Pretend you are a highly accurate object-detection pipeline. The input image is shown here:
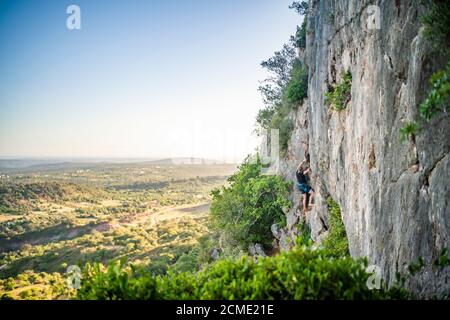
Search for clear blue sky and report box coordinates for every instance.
[0,0,301,162]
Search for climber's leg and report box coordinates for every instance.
[302,193,308,211]
[309,190,315,207]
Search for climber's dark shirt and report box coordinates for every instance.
[296,170,307,184]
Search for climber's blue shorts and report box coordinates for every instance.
[297,183,312,194]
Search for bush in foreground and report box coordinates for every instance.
[76,246,409,300]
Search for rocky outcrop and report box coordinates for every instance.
[276,0,449,297]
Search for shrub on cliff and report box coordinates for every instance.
[399,58,450,142]
[419,59,450,120]
[209,158,290,249]
[291,20,307,50]
[322,197,350,258]
[286,60,308,105]
[399,121,420,143]
[325,71,352,111]
[421,0,450,55]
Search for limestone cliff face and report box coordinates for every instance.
[278,0,450,297]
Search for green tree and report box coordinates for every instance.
[258,43,298,106]
[291,20,307,49]
[289,1,309,16]
[209,158,290,249]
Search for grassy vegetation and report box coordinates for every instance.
[322,197,350,258]
[399,121,420,143]
[76,246,409,300]
[0,182,104,214]
[0,214,208,277]
[296,221,311,247]
[0,270,73,300]
[325,71,352,111]
[419,60,450,120]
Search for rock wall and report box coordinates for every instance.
[278,0,449,297]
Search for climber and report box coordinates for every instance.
[296,158,314,212]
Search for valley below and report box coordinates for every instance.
[0,160,237,299]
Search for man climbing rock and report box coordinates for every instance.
[296,158,314,212]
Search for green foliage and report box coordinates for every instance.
[76,246,409,300]
[289,1,309,16]
[270,111,294,158]
[0,181,100,214]
[322,197,350,258]
[399,59,449,143]
[278,118,294,157]
[209,158,290,249]
[291,20,307,49]
[408,256,425,276]
[258,44,298,106]
[256,106,276,130]
[144,257,171,276]
[256,105,294,156]
[421,0,450,55]
[285,60,308,105]
[419,60,450,120]
[0,270,74,300]
[325,72,352,111]
[171,247,202,274]
[76,261,159,300]
[399,121,420,143]
[401,1,450,142]
[296,222,312,247]
[289,1,308,51]
[434,248,450,269]
[256,60,308,154]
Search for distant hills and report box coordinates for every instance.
[143,158,226,165]
[0,157,231,172]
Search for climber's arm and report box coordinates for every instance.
[297,159,307,171]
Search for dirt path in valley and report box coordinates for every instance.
[0,202,211,253]
[123,202,210,226]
